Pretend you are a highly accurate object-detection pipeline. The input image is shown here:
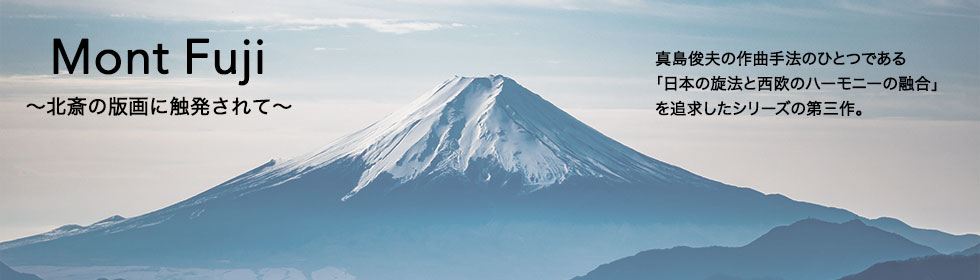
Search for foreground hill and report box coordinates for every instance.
[840,254,979,280]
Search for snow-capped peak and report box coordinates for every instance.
[190,75,707,203]
[339,75,583,199]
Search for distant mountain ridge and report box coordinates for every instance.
[862,216,979,254]
[0,260,42,280]
[952,243,979,256]
[574,219,940,280]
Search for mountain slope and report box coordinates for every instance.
[574,219,940,280]
[0,75,972,280]
[0,216,125,251]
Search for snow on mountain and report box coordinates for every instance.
[177,75,712,206]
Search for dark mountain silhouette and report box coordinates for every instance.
[839,254,980,280]
[0,260,42,280]
[574,219,940,280]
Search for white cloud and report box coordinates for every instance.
[313,47,347,51]
[5,0,459,34]
[201,26,257,33]
[279,18,449,34]
[837,0,979,18]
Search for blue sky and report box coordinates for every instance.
[0,0,978,241]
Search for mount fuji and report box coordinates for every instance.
[1,75,976,280]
